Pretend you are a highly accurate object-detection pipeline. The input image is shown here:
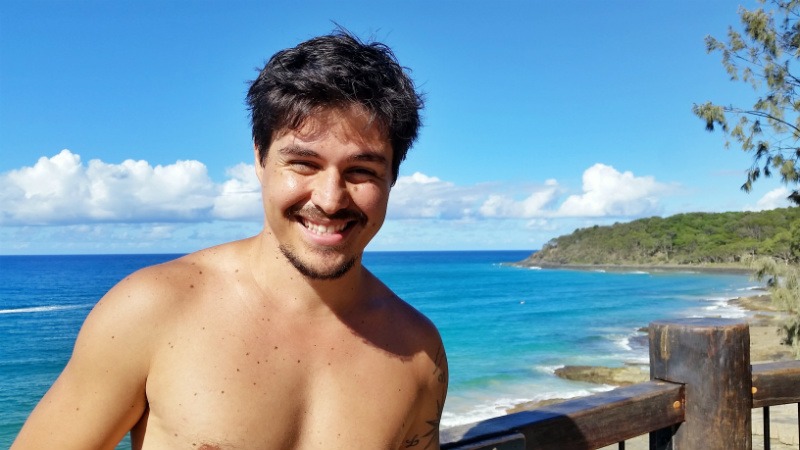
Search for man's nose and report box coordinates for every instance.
[311,170,350,214]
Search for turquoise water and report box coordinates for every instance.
[0,251,758,447]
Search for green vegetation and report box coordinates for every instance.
[524,208,800,266]
[753,257,800,355]
[693,0,800,204]
[692,0,800,356]
[524,207,800,356]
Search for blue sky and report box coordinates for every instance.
[1,0,792,255]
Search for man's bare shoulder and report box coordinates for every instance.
[363,272,446,374]
[391,294,447,393]
[368,276,440,342]
[392,295,446,377]
[91,238,254,326]
[366,276,448,449]
[121,239,250,291]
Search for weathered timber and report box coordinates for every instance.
[752,360,800,408]
[441,320,800,449]
[441,381,683,450]
[649,319,752,450]
[442,432,526,450]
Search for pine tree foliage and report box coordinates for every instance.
[692,0,800,357]
[752,256,800,355]
[693,0,800,203]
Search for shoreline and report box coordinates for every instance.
[505,292,796,415]
[508,261,754,275]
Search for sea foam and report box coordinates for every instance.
[0,304,93,315]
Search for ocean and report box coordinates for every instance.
[0,251,758,448]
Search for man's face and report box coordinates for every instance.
[255,107,393,280]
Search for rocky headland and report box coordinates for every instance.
[505,292,798,449]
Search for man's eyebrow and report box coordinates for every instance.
[278,145,319,158]
[279,144,388,165]
[349,151,388,165]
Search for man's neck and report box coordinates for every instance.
[246,232,369,318]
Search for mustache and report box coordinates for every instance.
[288,205,366,223]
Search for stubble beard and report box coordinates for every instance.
[278,204,366,280]
[279,244,358,280]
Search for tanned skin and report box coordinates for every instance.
[12,107,448,450]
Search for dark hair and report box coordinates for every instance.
[246,30,423,184]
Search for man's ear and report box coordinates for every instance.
[254,143,264,183]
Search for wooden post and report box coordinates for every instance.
[648,318,752,450]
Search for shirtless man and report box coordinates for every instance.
[12,31,448,450]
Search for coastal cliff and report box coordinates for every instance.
[516,207,800,269]
[504,209,800,448]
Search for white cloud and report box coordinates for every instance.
[556,163,667,217]
[212,163,262,220]
[391,165,669,221]
[389,173,565,220]
[389,172,483,219]
[85,157,216,221]
[1,153,684,253]
[747,187,792,211]
[479,179,560,218]
[1,150,90,224]
[0,150,261,225]
[2,152,672,228]
[0,221,263,255]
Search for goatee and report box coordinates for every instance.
[279,244,357,280]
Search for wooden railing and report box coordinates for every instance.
[440,318,800,450]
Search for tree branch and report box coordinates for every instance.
[725,106,800,137]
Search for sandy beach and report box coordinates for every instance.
[507,292,799,449]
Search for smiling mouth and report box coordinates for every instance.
[301,219,352,236]
[291,205,365,237]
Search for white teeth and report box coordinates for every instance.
[303,220,347,235]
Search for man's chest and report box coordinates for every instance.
[139,327,422,449]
